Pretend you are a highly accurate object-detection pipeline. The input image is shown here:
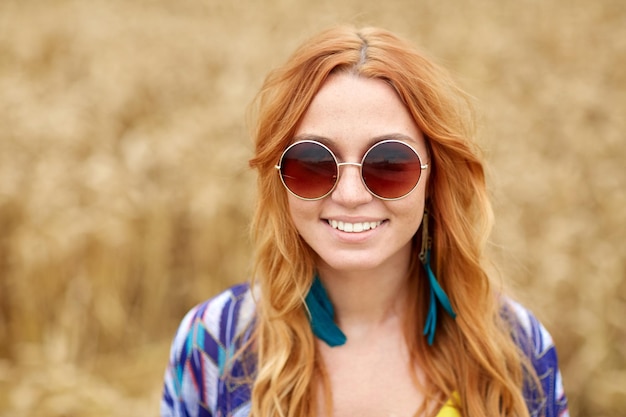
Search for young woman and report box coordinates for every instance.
[161,26,569,417]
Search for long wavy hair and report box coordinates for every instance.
[247,26,539,417]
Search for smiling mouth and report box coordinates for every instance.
[327,219,383,233]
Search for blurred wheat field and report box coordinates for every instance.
[0,0,624,416]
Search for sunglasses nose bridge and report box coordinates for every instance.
[331,161,374,202]
[336,161,362,169]
[335,161,364,185]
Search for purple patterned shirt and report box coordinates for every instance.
[161,284,569,417]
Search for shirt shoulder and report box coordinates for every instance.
[174,283,256,350]
[501,298,570,417]
[161,283,256,417]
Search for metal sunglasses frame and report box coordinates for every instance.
[274,139,429,201]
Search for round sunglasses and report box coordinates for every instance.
[275,139,428,200]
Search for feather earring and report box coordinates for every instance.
[304,274,347,347]
[419,209,457,345]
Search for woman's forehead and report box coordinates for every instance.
[294,73,426,156]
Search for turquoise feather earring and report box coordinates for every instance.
[419,209,457,345]
[304,274,347,347]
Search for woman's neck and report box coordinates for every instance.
[315,261,412,340]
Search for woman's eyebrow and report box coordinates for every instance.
[368,133,419,147]
[292,133,331,145]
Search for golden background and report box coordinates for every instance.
[0,0,624,416]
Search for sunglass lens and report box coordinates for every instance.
[279,142,337,199]
[362,141,422,199]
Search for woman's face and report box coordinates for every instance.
[286,73,429,275]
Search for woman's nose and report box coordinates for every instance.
[330,164,373,207]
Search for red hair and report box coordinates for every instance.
[247,25,538,417]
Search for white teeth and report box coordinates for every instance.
[328,220,382,233]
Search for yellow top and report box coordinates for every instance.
[435,392,461,417]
